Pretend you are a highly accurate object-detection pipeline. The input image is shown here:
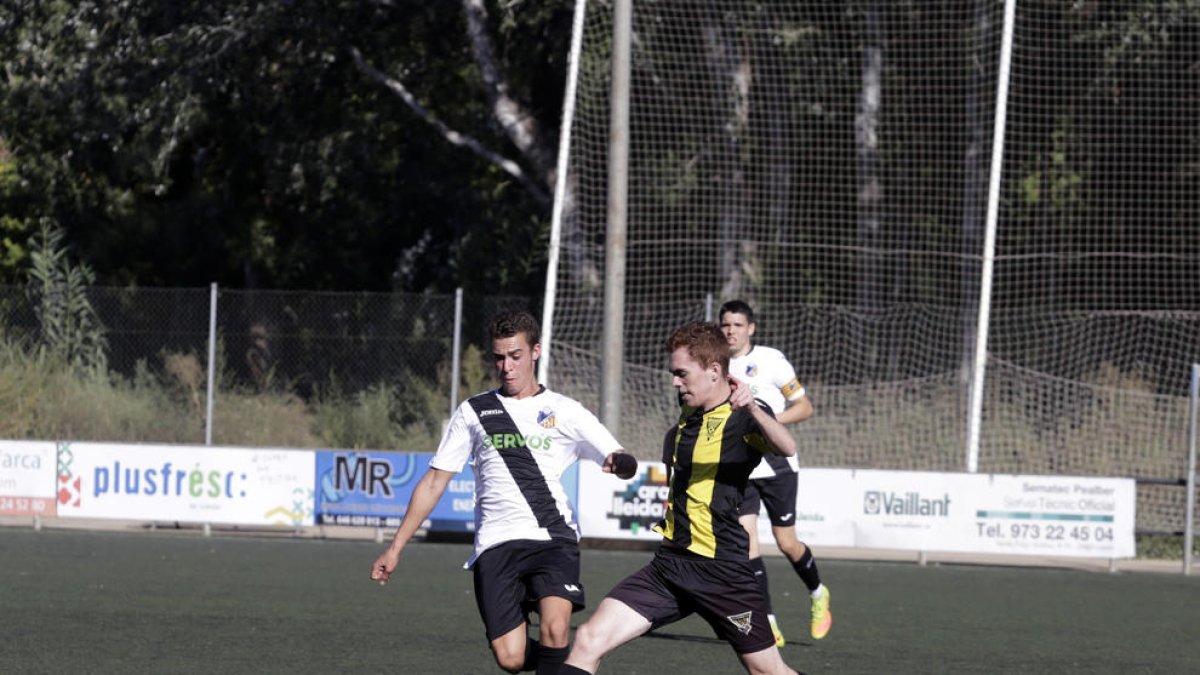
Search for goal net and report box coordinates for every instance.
[545,1,1199,534]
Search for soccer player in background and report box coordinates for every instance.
[720,300,831,646]
[560,321,803,675]
[369,310,638,675]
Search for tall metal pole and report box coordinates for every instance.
[1184,363,1198,575]
[965,0,1016,473]
[205,283,217,446]
[600,0,631,435]
[450,288,463,419]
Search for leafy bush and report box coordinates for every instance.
[26,220,108,373]
[0,336,195,442]
[310,343,495,452]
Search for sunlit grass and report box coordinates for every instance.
[0,335,491,452]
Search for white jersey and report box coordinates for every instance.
[729,345,806,478]
[430,386,621,566]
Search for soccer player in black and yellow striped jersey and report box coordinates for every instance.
[561,321,804,675]
[721,300,830,647]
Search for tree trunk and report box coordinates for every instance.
[960,0,990,425]
[702,13,755,303]
[757,5,792,281]
[855,2,884,378]
[461,0,557,186]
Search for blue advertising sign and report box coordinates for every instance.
[315,451,476,531]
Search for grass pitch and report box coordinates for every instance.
[1,528,1195,674]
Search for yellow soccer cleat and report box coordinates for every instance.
[768,614,786,648]
[810,584,832,640]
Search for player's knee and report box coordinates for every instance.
[538,616,571,648]
[492,651,524,674]
[570,620,604,657]
[490,641,526,673]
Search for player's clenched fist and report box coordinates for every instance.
[371,549,401,586]
[728,376,753,410]
[605,451,639,479]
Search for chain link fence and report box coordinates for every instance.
[0,285,529,448]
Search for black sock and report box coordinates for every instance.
[793,547,821,593]
[557,665,592,675]
[534,645,569,675]
[749,556,774,614]
[520,638,539,672]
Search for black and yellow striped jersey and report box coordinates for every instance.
[652,399,773,560]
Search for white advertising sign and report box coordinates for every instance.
[0,440,57,517]
[577,461,670,543]
[579,462,1136,559]
[55,442,314,526]
[753,469,1135,559]
[845,469,967,551]
[786,469,856,546]
[952,473,1136,558]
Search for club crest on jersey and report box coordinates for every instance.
[744,363,758,378]
[705,417,723,440]
[727,611,753,635]
[538,408,557,429]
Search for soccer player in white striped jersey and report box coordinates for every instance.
[720,300,831,645]
[370,311,637,675]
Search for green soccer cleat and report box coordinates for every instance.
[769,614,786,648]
[810,584,832,640]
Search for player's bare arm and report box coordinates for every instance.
[370,467,455,586]
[776,394,813,425]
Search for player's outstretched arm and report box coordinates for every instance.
[370,467,455,586]
[603,451,639,480]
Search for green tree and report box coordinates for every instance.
[0,1,570,294]
[0,139,29,279]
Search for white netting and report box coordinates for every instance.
[547,1,1200,534]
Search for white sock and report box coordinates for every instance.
[810,584,825,598]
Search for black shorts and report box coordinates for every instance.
[738,472,799,527]
[472,539,585,641]
[605,547,775,654]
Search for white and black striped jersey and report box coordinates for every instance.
[430,386,621,566]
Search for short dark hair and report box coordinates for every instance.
[718,299,755,324]
[665,321,729,375]
[488,310,540,346]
